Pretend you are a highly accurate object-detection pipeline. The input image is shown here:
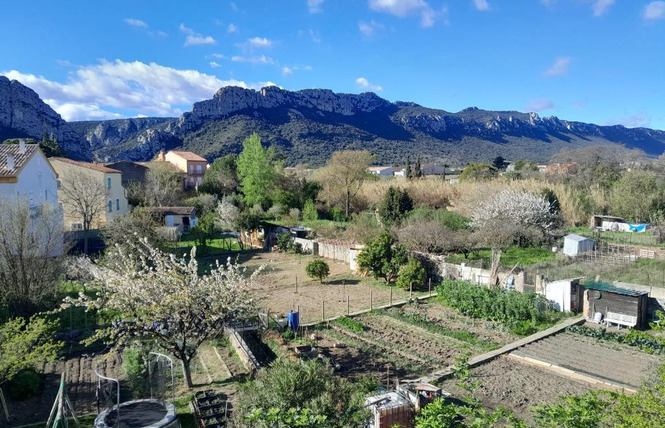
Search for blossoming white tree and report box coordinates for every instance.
[67,238,256,388]
[472,189,557,286]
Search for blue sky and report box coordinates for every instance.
[1,0,664,129]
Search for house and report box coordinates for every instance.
[393,168,407,178]
[0,141,63,254]
[562,234,595,257]
[103,161,150,188]
[49,157,129,230]
[368,166,394,177]
[583,282,649,329]
[159,150,208,189]
[590,214,648,233]
[0,141,60,210]
[146,206,198,231]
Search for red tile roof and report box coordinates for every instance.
[50,157,121,173]
[168,151,207,162]
[0,144,40,177]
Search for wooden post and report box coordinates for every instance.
[347,295,350,315]
[370,291,373,310]
[295,276,298,293]
[390,287,393,306]
[322,300,325,322]
[387,364,390,389]
[409,282,413,300]
[428,278,432,297]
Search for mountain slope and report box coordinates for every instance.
[77,86,665,165]
[0,76,92,160]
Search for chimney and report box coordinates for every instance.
[18,139,26,154]
[7,154,15,170]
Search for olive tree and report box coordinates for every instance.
[66,238,256,388]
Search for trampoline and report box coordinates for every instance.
[95,398,178,428]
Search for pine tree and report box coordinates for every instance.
[405,156,412,179]
[415,156,422,178]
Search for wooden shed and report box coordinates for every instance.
[582,282,649,329]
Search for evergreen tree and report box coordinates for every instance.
[379,186,414,224]
[415,156,422,178]
[237,133,278,208]
[405,156,412,179]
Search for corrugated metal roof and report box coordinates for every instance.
[565,233,593,242]
[584,281,648,297]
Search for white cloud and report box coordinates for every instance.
[644,1,665,20]
[231,55,275,65]
[247,37,273,48]
[592,0,614,17]
[607,113,650,128]
[210,53,225,59]
[356,77,383,92]
[525,98,555,112]
[3,60,251,119]
[303,65,313,71]
[544,56,571,77]
[157,30,168,37]
[281,65,311,75]
[230,2,239,11]
[227,23,238,33]
[368,0,439,27]
[180,23,217,47]
[209,61,221,68]
[359,20,384,36]
[47,100,123,121]
[308,0,324,13]
[282,66,294,75]
[309,29,322,43]
[472,0,490,12]
[125,18,148,28]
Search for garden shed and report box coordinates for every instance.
[582,282,649,329]
[545,278,584,313]
[563,234,595,257]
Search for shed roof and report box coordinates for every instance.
[584,281,648,297]
[564,234,593,242]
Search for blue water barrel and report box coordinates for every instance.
[287,311,300,330]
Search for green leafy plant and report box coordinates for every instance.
[334,316,366,333]
[7,368,43,400]
[567,325,665,354]
[305,259,330,283]
[356,232,407,284]
[396,258,426,291]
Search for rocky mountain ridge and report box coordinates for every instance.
[0,76,92,160]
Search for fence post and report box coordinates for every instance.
[428,278,432,297]
[347,295,350,315]
[322,300,325,322]
[370,291,373,311]
[390,287,393,306]
[295,276,298,293]
[409,282,413,300]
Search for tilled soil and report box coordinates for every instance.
[440,356,600,424]
[511,331,662,388]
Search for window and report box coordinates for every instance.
[196,164,202,174]
[196,176,202,184]
[107,177,112,190]
[70,222,83,231]
[107,200,113,213]
[116,198,120,211]
[189,164,194,173]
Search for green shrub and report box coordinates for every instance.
[302,199,318,222]
[123,347,148,398]
[282,329,296,341]
[305,259,330,283]
[567,325,665,354]
[396,258,426,290]
[7,369,43,400]
[276,232,293,252]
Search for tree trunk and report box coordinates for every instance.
[182,358,194,388]
[345,188,351,218]
[489,247,502,287]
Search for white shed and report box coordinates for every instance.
[563,234,595,257]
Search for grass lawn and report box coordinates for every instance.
[601,258,665,287]
[168,237,243,257]
[446,245,556,268]
[567,226,665,248]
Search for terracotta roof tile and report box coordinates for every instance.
[0,144,40,177]
[50,157,122,173]
[168,151,207,162]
